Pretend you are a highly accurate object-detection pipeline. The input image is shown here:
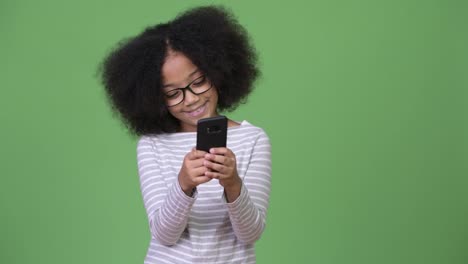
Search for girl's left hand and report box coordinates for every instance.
[203,147,242,190]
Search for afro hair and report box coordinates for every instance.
[100,5,259,135]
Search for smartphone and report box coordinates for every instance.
[196,116,227,152]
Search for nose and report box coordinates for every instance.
[183,89,200,106]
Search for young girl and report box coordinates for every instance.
[100,6,271,263]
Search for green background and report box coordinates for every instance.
[1,0,467,263]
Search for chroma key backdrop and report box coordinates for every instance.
[1,0,467,263]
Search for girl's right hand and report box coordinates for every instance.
[178,148,211,196]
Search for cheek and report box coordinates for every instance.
[166,105,181,117]
[209,89,219,103]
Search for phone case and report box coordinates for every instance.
[196,116,227,152]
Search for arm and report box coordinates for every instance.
[137,137,204,246]
[204,131,272,244]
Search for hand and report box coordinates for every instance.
[178,148,212,196]
[203,147,242,201]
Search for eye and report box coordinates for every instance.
[165,89,181,99]
[191,76,207,87]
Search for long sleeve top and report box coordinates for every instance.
[137,120,272,264]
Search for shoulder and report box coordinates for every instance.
[137,135,156,149]
[240,121,269,138]
[136,135,157,158]
[230,121,270,146]
[136,134,173,162]
[136,134,170,152]
[137,132,196,153]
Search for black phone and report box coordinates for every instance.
[196,116,227,152]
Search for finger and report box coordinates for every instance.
[209,147,229,155]
[194,149,208,158]
[191,166,209,177]
[193,175,212,185]
[189,158,206,168]
[203,160,226,173]
[205,171,221,179]
[187,149,196,160]
[204,153,227,164]
[188,149,208,160]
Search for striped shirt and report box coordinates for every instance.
[137,120,272,264]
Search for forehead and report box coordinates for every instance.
[161,51,198,87]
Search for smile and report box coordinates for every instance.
[185,102,207,117]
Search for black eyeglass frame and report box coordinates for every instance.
[164,75,213,107]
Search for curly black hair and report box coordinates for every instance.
[99,5,259,135]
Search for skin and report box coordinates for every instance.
[161,50,242,202]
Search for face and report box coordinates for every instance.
[161,50,219,132]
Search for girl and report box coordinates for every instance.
[100,6,271,263]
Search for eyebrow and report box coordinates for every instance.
[162,69,200,89]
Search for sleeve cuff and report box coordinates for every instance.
[173,179,197,203]
[223,182,248,211]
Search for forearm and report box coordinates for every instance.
[225,131,272,244]
[150,180,196,245]
[224,176,242,203]
[225,183,266,244]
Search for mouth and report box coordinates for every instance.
[184,102,207,118]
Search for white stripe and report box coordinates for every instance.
[147,249,193,264]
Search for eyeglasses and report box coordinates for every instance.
[163,75,213,107]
